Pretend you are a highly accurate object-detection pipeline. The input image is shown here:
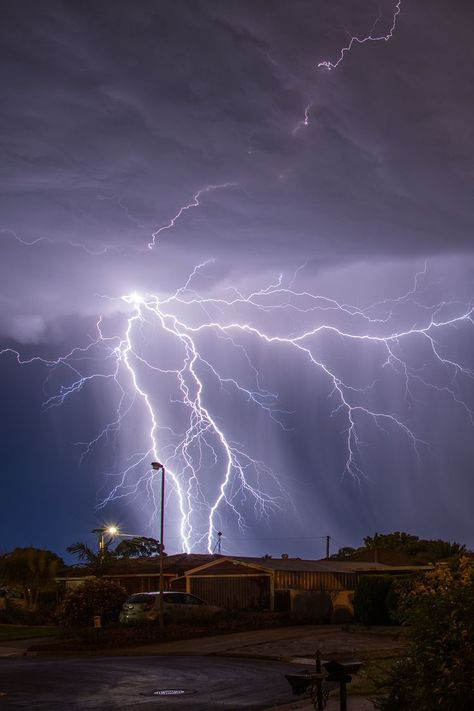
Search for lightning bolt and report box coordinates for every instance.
[0,227,112,256]
[147,183,239,250]
[1,183,239,256]
[292,104,312,135]
[3,262,474,553]
[318,1,402,71]
[1,0,463,555]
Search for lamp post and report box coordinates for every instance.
[151,461,165,629]
[92,525,118,560]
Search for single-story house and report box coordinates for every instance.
[56,553,220,594]
[172,555,432,620]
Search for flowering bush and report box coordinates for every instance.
[375,557,474,710]
[60,578,127,628]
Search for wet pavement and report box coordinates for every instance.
[0,655,297,709]
[0,625,399,709]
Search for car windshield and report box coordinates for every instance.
[128,594,156,604]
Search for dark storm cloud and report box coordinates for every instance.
[1,0,472,271]
[0,0,472,342]
[1,1,474,555]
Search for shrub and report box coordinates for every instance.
[385,575,417,623]
[375,558,474,710]
[354,575,394,625]
[60,578,128,629]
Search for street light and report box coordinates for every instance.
[92,525,119,558]
[151,461,165,629]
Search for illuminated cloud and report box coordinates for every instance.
[1,1,473,554]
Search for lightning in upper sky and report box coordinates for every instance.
[3,0,471,556]
[291,3,401,139]
[318,1,402,71]
[3,262,474,552]
[292,104,312,135]
[147,183,239,250]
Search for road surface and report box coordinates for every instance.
[0,655,298,709]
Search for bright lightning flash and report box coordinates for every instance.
[2,262,474,553]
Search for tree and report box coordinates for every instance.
[333,546,356,558]
[335,532,466,562]
[376,557,474,710]
[363,532,420,551]
[66,536,163,572]
[114,536,161,558]
[0,547,63,610]
[66,541,115,576]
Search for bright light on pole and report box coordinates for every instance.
[151,461,165,629]
[92,525,120,558]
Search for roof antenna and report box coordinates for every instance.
[213,531,222,554]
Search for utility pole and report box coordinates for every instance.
[326,535,330,559]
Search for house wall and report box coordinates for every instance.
[184,563,358,612]
[288,589,354,622]
[188,574,272,609]
[274,570,357,591]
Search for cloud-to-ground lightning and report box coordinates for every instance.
[318,1,402,71]
[147,183,239,250]
[2,263,474,552]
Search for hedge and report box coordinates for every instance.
[354,575,394,625]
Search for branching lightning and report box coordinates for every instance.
[147,183,239,250]
[291,3,401,138]
[4,0,470,555]
[0,227,112,256]
[3,262,474,552]
[2,184,239,257]
[318,1,402,71]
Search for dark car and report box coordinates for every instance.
[119,591,221,623]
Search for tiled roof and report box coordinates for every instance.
[57,553,220,578]
[183,555,432,575]
[57,552,432,580]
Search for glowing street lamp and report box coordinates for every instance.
[151,461,166,629]
[92,525,119,558]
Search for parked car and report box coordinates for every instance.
[0,587,26,610]
[119,591,221,624]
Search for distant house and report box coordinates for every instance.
[171,555,431,619]
[56,552,431,622]
[56,553,220,594]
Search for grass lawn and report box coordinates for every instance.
[0,625,58,642]
[348,656,397,696]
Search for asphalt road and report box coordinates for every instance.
[0,655,298,710]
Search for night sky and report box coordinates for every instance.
[1,0,473,560]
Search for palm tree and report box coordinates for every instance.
[66,541,115,576]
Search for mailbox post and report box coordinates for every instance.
[285,653,362,711]
[323,660,362,711]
